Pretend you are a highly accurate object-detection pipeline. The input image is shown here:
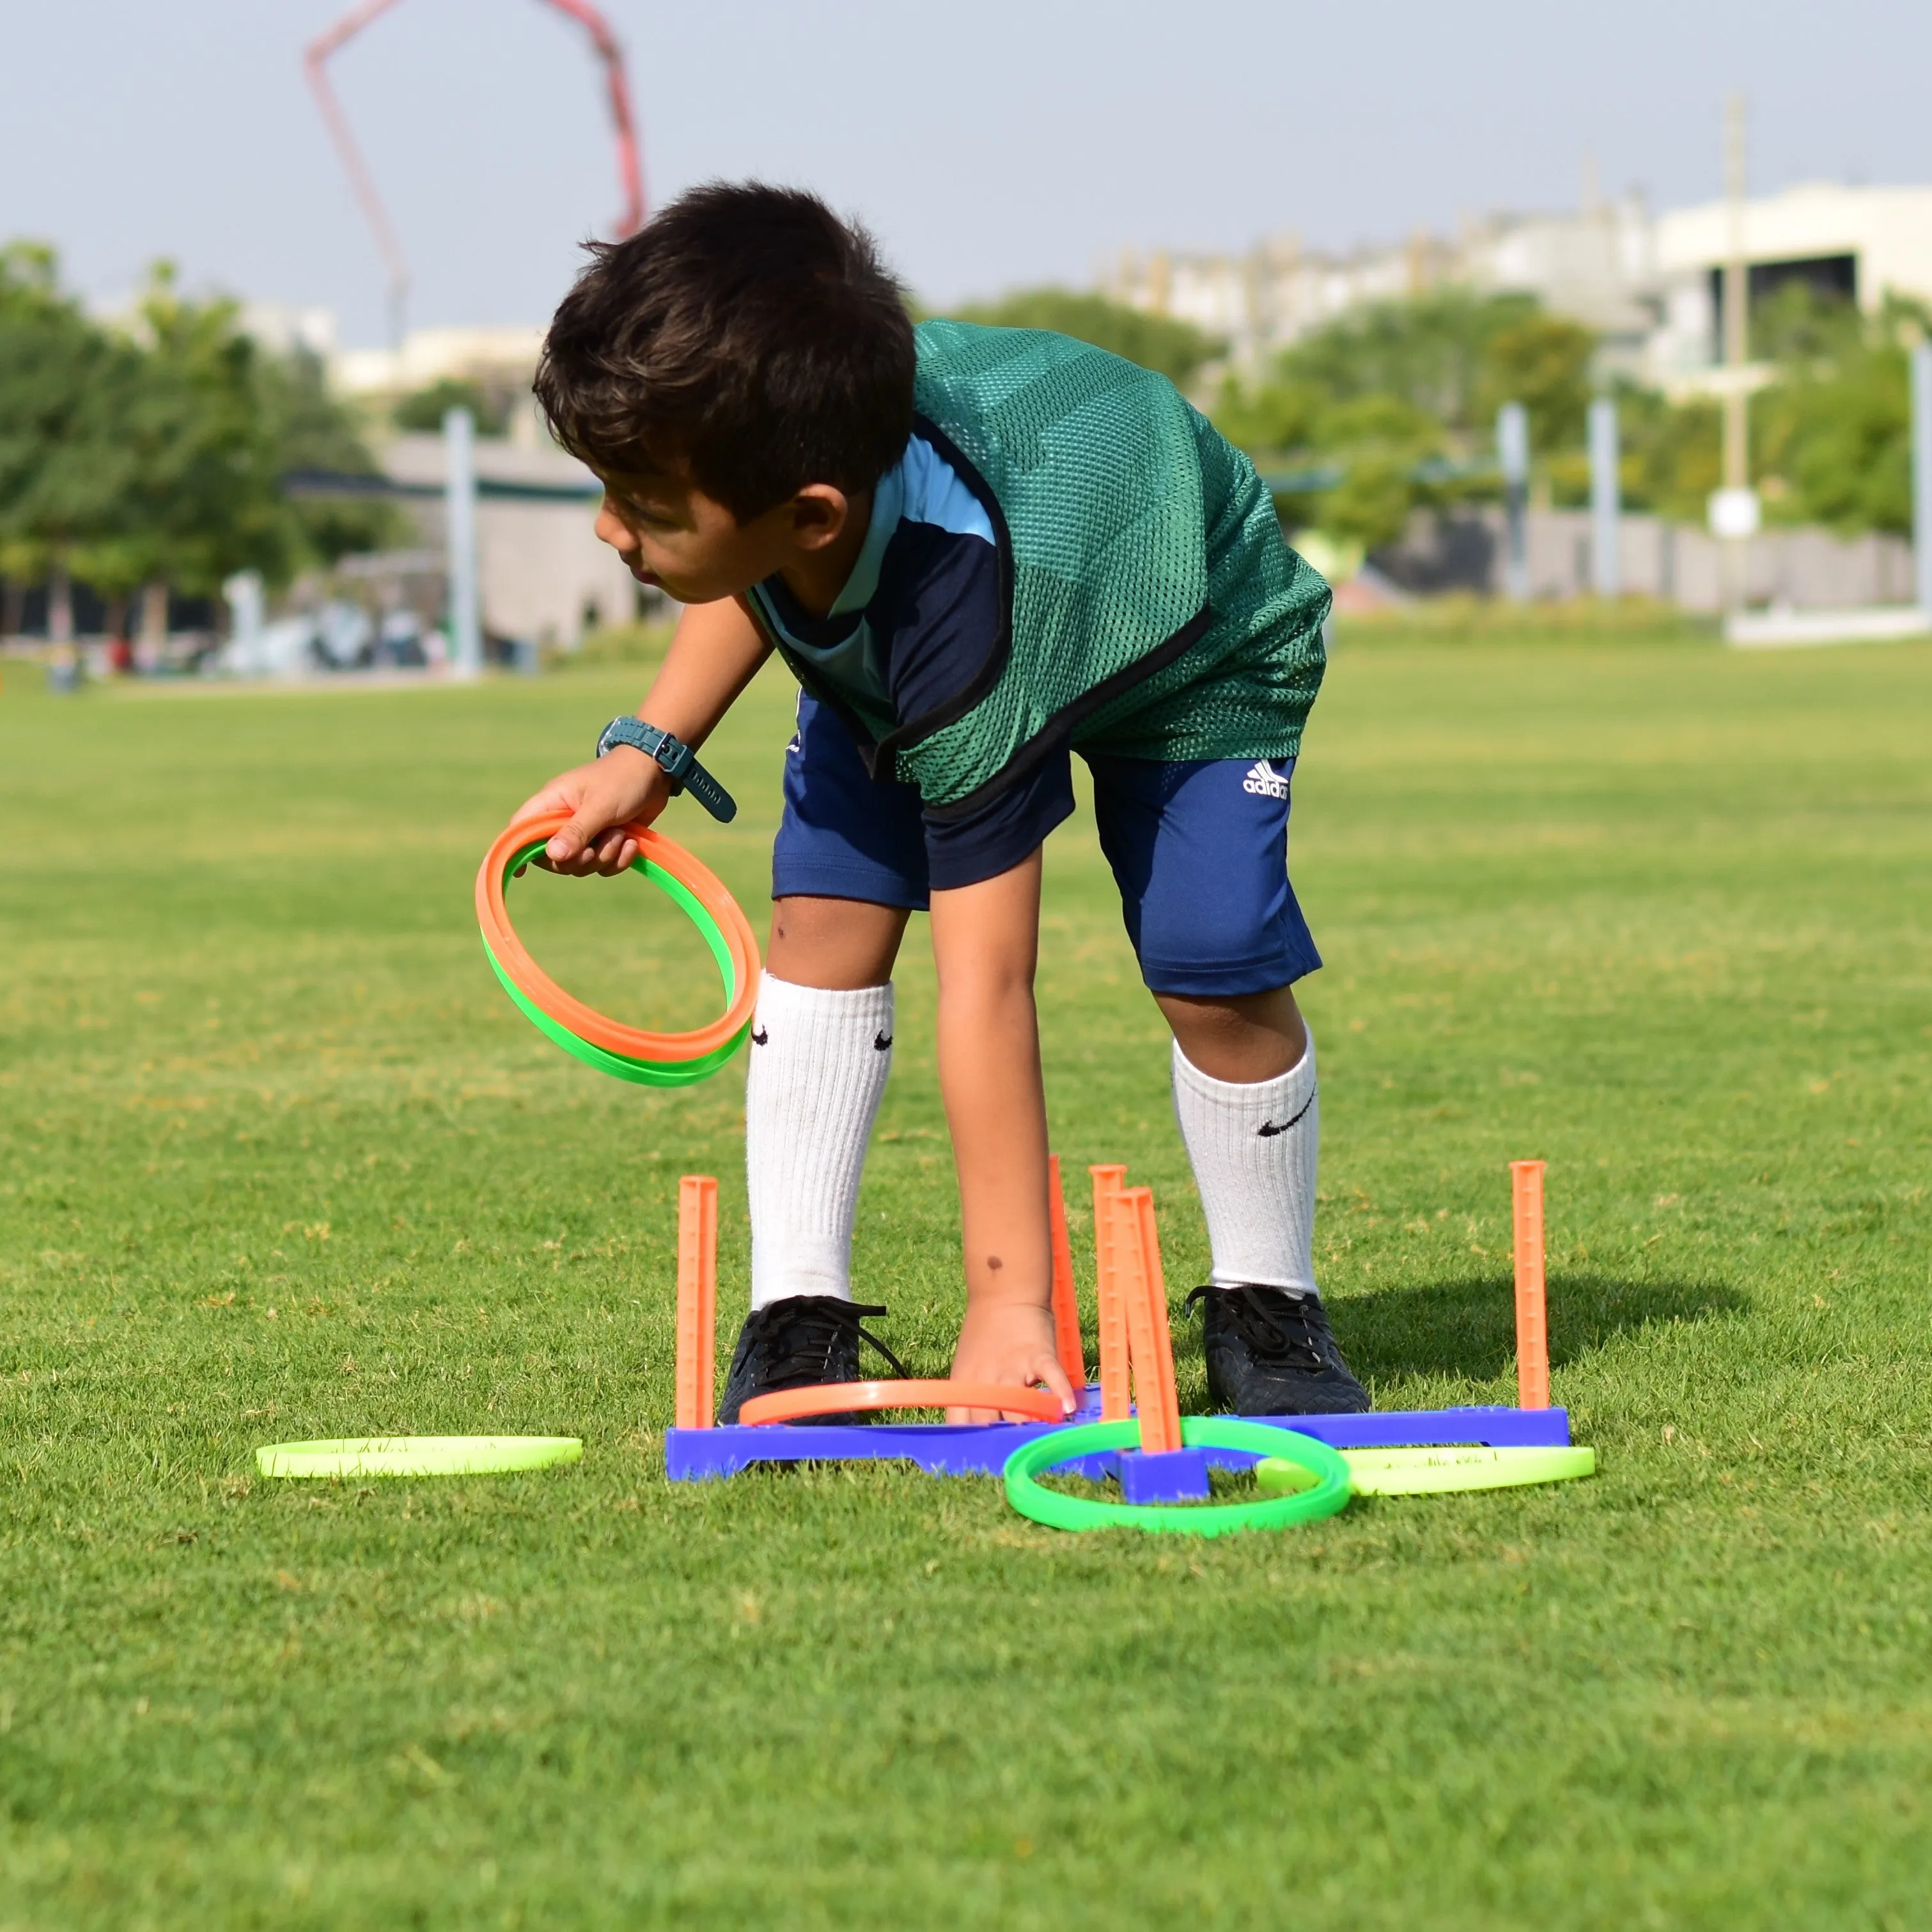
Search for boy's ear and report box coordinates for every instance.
[787,483,857,551]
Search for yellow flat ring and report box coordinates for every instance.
[255,1436,584,1479]
[1256,1443,1596,1497]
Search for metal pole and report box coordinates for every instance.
[444,405,481,680]
[1497,401,1529,602]
[1913,341,1932,621]
[1721,92,1749,614]
[1589,397,1620,599]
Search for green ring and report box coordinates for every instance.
[1257,1443,1597,1497]
[1002,1417,1353,1536]
[488,840,749,1086]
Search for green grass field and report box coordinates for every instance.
[2,632,1928,1929]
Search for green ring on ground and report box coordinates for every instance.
[487,839,749,1087]
[255,1436,584,1479]
[1256,1443,1597,1497]
[1002,1417,1352,1536]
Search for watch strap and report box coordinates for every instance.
[595,717,737,823]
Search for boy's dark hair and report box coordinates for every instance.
[534,182,915,522]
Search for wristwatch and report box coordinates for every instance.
[595,717,737,823]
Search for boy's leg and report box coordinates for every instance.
[1087,752,1364,1413]
[747,896,906,1310]
[717,699,926,1425]
[745,696,924,1313]
[1157,983,1318,1295]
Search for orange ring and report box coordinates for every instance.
[476,810,761,1064]
[740,1380,1068,1426]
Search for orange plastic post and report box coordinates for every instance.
[675,1174,719,1430]
[1118,1187,1182,1454]
[1047,1155,1085,1387]
[1111,1188,1158,1442]
[1089,1164,1130,1420]
[1511,1159,1549,1410]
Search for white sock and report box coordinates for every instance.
[1170,1032,1320,1295]
[744,971,894,1311]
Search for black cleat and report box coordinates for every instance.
[717,1297,908,1426]
[1185,1284,1370,1416]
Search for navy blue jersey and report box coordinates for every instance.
[742,432,999,747]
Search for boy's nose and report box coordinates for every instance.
[593,502,638,555]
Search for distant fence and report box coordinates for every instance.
[1368,508,1917,612]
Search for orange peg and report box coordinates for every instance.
[1047,1155,1086,1387]
[1117,1187,1182,1454]
[675,1174,719,1430]
[1089,1164,1130,1420]
[1511,1159,1549,1410]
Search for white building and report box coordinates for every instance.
[377,431,637,651]
[1109,180,1932,389]
[331,325,550,408]
[327,326,635,650]
[1646,181,1932,387]
[233,315,636,653]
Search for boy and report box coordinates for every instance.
[517,182,1367,1424]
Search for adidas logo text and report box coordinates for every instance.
[1242,761,1289,799]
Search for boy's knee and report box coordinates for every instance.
[768,895,907,990]
[1157,985,1307,1084]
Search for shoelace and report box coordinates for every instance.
[1184,1284,1331,1373]
[749,1298,910,1387]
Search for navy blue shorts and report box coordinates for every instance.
[770,695,1321,997]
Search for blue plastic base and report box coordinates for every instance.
[664,1387,1571,1483]
[1117,1446,1213,1502]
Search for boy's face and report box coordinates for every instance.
[593,467,855,606]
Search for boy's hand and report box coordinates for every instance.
[512,745,669,876]
[947,1299,1076,1424]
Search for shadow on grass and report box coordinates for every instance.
[1242,1274,1750,1387]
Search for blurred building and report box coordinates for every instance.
[1108,180,1932,389]
[261,322,641,655]
[377,431,637,650]
[332,324,550,426]
[1647,182,1932,386]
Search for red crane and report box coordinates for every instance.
[304,0,645,345]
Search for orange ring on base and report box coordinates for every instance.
[476,810,761,1064]
[739,1380,1068,1426]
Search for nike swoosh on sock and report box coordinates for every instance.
[1256,1091,1316,1137]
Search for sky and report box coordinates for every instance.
[4,0,1929,348]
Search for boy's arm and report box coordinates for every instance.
[517,597,772,876]
[929,851,1078,1421]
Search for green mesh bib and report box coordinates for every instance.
[833,321,1329,810]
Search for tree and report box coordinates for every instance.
[258,342,401,572]
[0,244,140,635]
[948,288,1225,391]
[393,376,509,435]
[1270,290,1553,439]
[70,265,299,627]
[1751,293,1925,537]
[1750,278,1864,366]
[1614,385,1722,525]
[1205,292,1575,552]
[2,249,402,641]
[1476,311,1594,454]
[1209,377,1323,458]
[1290,394,1446,552]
